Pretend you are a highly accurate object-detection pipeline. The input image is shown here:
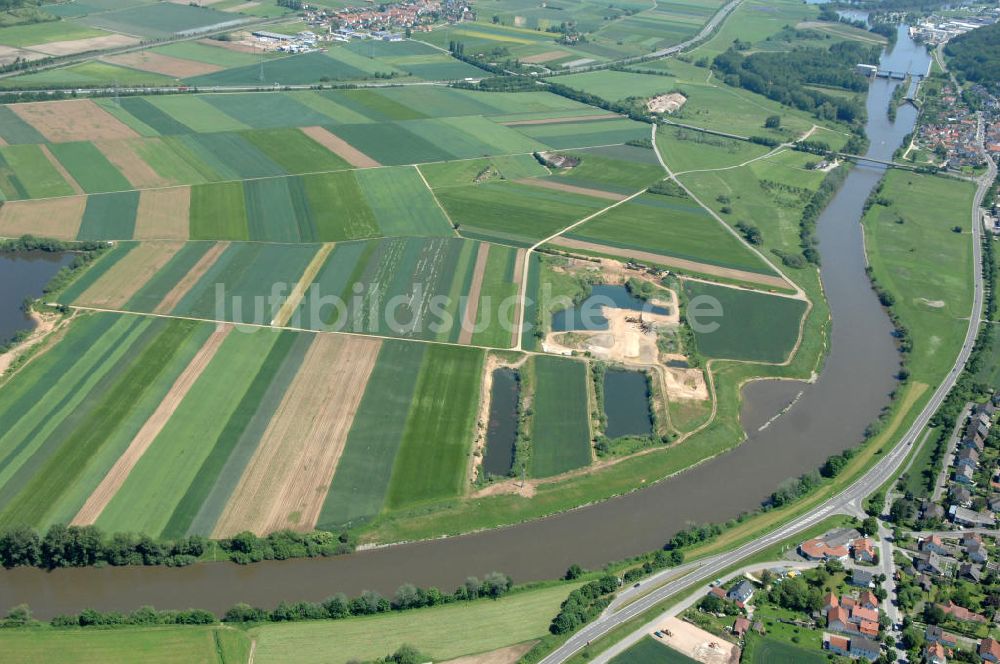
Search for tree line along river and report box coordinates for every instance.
[0,28,931,618]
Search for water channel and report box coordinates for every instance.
[0,28,931,617]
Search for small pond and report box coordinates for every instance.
[603,369,654,439]
[0,251,73,344]
[482,368,519,477]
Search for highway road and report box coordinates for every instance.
[540,151,997,664]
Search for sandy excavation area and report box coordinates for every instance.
[649,617,739,664]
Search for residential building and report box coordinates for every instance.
[925,642,948,664]
[926,625,958,647]
[851,568,875,588]
[853,538,877,563]
[850,636,881,660]
[826,634,851,657]
[981,637,1000,663]
[727,580,754,604]
[959,562,982,583]
[949,505,996,527]
[921,535,949,555]
[939,600,988,623]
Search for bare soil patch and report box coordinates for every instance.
[663,356,709,401]
[153,241,228,314]
[516,177,626,202]
[27,34,140,57]
[75,241,184,309]
[502,113,620,126]
[300,126,381,168]
[459,243,490,345]
[95,139,174,189]
[134,187,191,240]
[520,50,570,64]
[223,1,260,11]
[0,196,87,239]
[649,618,738,664]
[39,144,84,194]
[11,99,139,143]
[0,310,61,376]
[442,642,538,664]
[212,334,382,536]
[551,237,790,289]
[104,51,222,78]
[272,243,334,327]
[197,38,258,54]
[72,324,233,526]
[0,45,45,67]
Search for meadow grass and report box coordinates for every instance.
[249,582,575,663]
[610,636,699,664]
[682,281,806,362]
[567,193,774,274]
[189,182,249,240]
[319,341,426,529]
[0,144,74,198]
[77,191,139,241]
[531,355,591,477]
[862,170,976,385]
[49,141,131,193]
[386,344,483,508]
[96,327,281,536]
[0,625,249,664]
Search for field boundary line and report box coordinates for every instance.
[672,147,787,177]
[38,144,84,195]
[271,242,334,327]
[414,163,461,237]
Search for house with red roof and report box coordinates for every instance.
[925,641,948,664]
[939,601,987,624]
[853,538,877,563]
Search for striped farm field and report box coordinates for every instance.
[318,341,425,529]
[0,314,216,530]
[386,344,484,508]
[530,355,592,477]
[72,241,185,310]
[0,144,75,199]
[212,334,382,536]
[48,141,132,194]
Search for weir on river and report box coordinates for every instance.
[0,27,933,617]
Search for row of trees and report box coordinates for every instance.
[0,524,354,569]
[225,572,514,624]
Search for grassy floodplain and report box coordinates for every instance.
[0,625,250,664]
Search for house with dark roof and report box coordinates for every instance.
[926,625,958,647]
[727,580,754,605]
[954,464,975,485]
[850,636,881,660]
[950,486,972,507]
[949,505,996,527]
[959,563,983,583]
[850,568,875,588]
[956,447,980,470]
[915,551,949,577]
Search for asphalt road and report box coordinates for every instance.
[540,153,995,664]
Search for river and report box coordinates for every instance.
[0,29,931,618]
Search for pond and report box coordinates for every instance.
[482,368,519,477]
[0,252,72,344]
[603,369,654,439]
[552,284,669,332]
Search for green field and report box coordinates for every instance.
[386,345,483,507]
[0,625,249,664]
[441,181,609,247]
[80,3,242,39]
[610,637,699,664]
[682,281,806,362]
[250,583,575,663]
[0,145,74,199]
[318,341,426,529]
[531,355,591,477]
[862,171,975,384]
[49,142,131,194]
[77,191,140,241]
[566,192,775,275]
[742,635,828,664]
